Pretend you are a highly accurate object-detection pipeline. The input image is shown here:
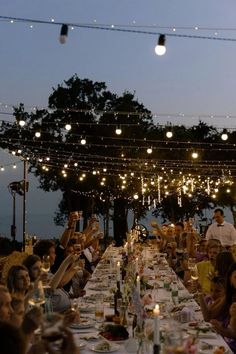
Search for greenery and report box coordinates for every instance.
[0,74,235,243]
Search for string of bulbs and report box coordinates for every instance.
[1,15,236,57]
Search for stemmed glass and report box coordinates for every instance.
[28,280,46,307]
[41,255,51,288]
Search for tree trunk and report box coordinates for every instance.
[230,205,236,227]
[113,198,128,246]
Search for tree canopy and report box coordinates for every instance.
[0,74,235,242]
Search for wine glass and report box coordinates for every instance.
[28,280,46,307]
[41,255,51,288]
[190,265,199,281]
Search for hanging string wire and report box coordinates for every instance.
[1,15,236,42]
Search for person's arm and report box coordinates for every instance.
[198,293,225,321]
[50,254,78,291]
[58,260,83,288]
[60,212,80,249]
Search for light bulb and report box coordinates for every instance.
[166,131,173,138]
[221,130,228,141]
[59,24,69,44]
[19,120,26,127]
[65,124,72,131]
[115,126,122,135]
[147,147,152,154]
[133,194,139,200]
[81,138,86,145]
[35,131,41,138]
[192,152,198,159]
[155,35,166,56]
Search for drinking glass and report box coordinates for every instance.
[95,295,104,323]
[190,265,199,281]
[41,255,51,288]
[164,320,184,354]
[28,280,46,307]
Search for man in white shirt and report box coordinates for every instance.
[205,208,236,247]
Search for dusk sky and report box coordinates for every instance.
[0,0,236,240]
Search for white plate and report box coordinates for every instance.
[88,343,120,353]
[70,319,94,329]
[89,286,110,291]
[77,341,87,349]
[79,303,95,312]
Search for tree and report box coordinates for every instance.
[0,76,236,242]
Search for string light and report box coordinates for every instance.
[221,129,228,141]
[166,130,173,138]
[155,34,166,56]
[191,152,198,159]
[147,147,153,154]
[65,124,72,131]
[80,137,86,145]
[19,119,26,127]
[59,24,69,44]
[2,16,236,43]
[35,131,41,138]
[115,125,122,135]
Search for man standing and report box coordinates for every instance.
[206,208,236,247]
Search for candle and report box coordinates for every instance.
[153,304,160,345]
[136,275,140,296]
[117,261,121,281]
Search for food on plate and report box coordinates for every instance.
[213,346,226,354]
[99,324,129,341]
[95,341,112,351]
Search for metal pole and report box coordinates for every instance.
[11,192,16,242]
[22,159,28,251]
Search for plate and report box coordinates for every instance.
[76,340,87,349]
[88,343,120,352]
[70,319,94,329]
[89,286,110,291]
[79,303,95,312]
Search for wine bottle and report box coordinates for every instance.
[114,281,122,316]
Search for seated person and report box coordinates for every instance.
[33,240,80,312]
[197,242,221,294]
[198,276,225,322]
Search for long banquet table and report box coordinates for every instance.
[71,246,233,354]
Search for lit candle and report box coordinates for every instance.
[117,261,121,281]
[153,304,160,345]
[136,275,140,296]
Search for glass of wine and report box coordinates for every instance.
[190,265,199,281]
[41,255,51,288]
[28,280,46,307]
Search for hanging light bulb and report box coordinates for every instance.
[221,129,228,141]
[166,130,173,138]
[65,124,72,131]
[13,164,17,169]
[59,24,69,44]
[115,125,122,135]
[133,194,139,200]
[147,147,153,154]
[192,152,198,159]
[19,119,26,127]
[35,131,41,138]
[155,34,166,56]
[80,137,86,145]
